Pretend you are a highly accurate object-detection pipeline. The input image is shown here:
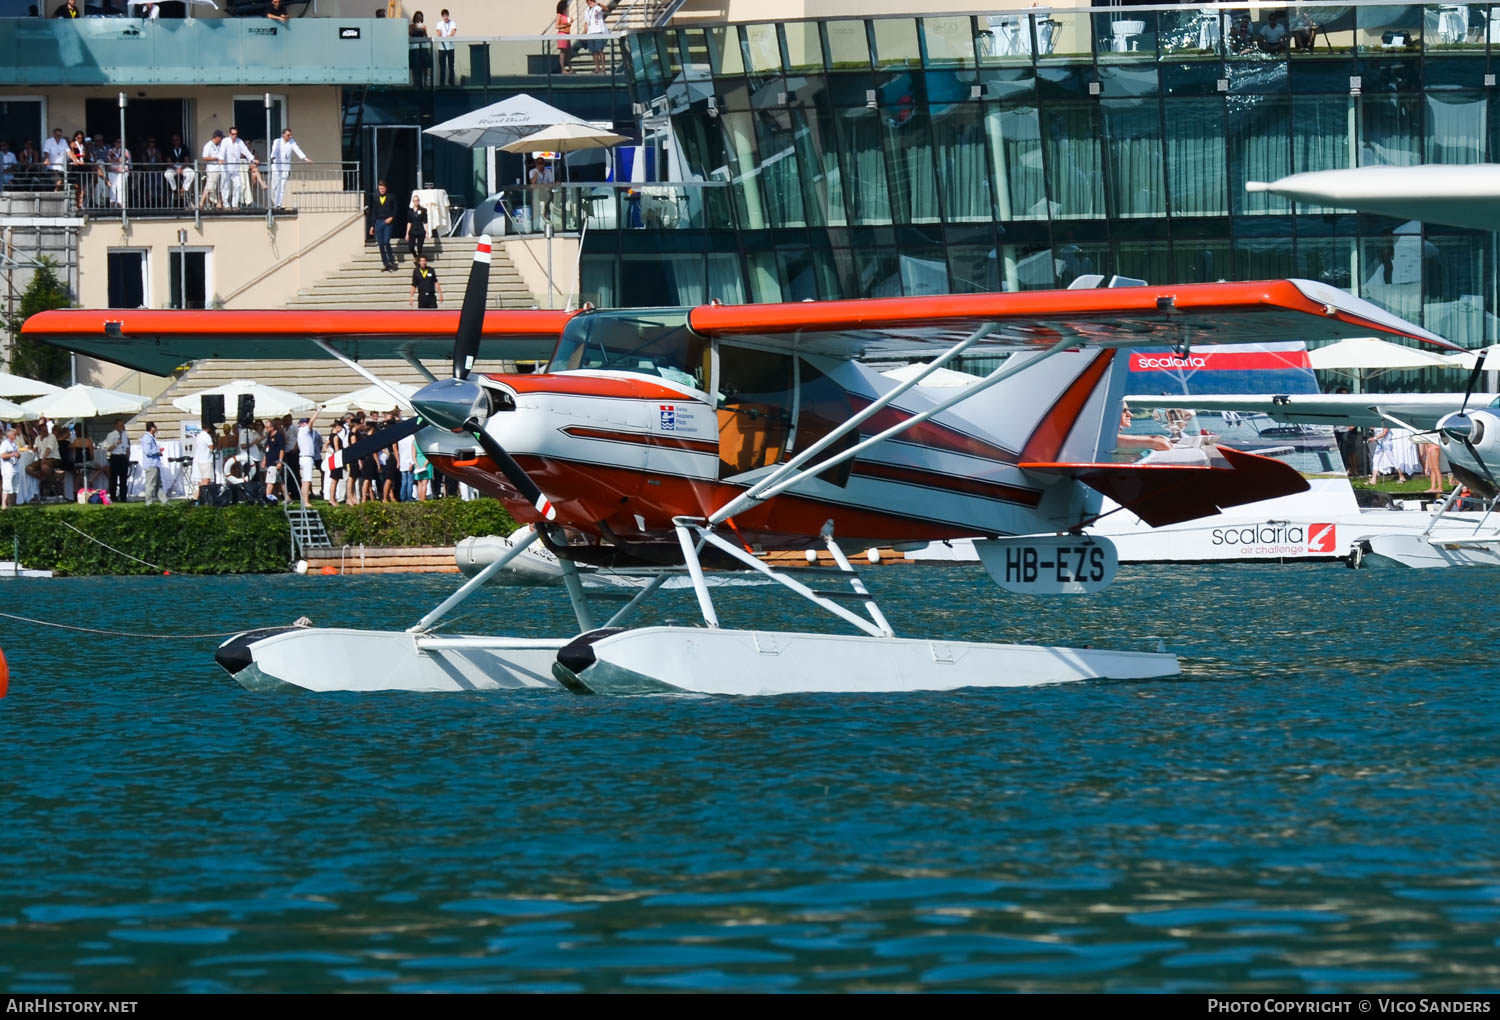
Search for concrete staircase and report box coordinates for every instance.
[284,240,535,311]
[130,241,542,440]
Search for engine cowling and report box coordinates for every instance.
[1438,409,1500,495]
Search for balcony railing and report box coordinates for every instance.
[461,181,732,237]
[404,32,628,89]
[0,17,408,86]
[59,160,360,221]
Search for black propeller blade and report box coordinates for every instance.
[452,235,490,381]
[1461,358,1485,416]
[407,234,560,522]
[326,416,426,475]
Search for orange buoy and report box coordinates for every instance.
[0,646,9,698]
[320,565,338,576]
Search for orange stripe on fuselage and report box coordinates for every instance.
[489,373,697,401]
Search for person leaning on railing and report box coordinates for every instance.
[269,127,311,211]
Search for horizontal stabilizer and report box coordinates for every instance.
[1020,446,1309,527]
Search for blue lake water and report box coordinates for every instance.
[3,563,1499,993]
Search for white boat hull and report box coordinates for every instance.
[552,626,1179,696]
[1357,533,1500,569]
[215,627,566,693]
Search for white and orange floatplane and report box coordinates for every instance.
[23,238,1461,694]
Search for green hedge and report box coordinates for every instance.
[321,500,515,548]
[0,499,517,576]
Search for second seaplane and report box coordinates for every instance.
[23,239,1460,694]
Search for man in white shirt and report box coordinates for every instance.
[583,0,608,73]
[42,128,68,192]
[192,425,215,504]
[106,137,130,208]
[0,427,18,508]
[295,409,320,507]
[0,142,16,192]
[268,127,311,210]
[102,418,131,502]
[139,421,166,504]
[397,433,416,501]
[200,129,224,210]
[435,9,458,85]
[219,126,256,208]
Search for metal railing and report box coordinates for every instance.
[458,181,733,238]
[68,161,360,220]
[406,32,628,88]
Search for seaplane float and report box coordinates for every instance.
[22,239,1462,694]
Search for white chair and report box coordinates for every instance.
[1111,19,1145,53]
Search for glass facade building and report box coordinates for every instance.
[584,3,1500,349]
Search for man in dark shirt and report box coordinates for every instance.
[54,0,81,17]
[369,179,398,271]
[408,255,443,308]
[264,420,285,503]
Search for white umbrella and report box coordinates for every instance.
[0,396,37,421]
[499,122,629,154]
[171,379,315,419]
[320,382,417,416]
[0,372,64,399]
[1444,345,1500,372]
[1307,338,1454,372]
[424,95,588,150]
[21,385,151,420]
[1247,165,1500,233]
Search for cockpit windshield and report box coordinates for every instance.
[547,309,710,393]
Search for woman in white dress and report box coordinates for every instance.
[1370,427,1422,482]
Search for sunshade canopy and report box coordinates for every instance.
[171,379,316,419]
[21,384,151,420]
[0,372,64,399]
[499,123,630,154]
[1306,337,1454,371]
[320,382,418,415]
[424,95,588,150]
[1247,165,1500,233]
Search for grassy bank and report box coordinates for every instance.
[0,499,516,576]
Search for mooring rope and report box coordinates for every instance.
[0,609,244,641]
[58,520,169,573]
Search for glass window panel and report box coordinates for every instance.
[931,101,990,222]
[1361,95,1421,167]
[743,23,781,76]
[746,251,782,303]
[871,19,921,69]
[754,109,808,228]
[1296,236,1357,292]
[835,106,892,225]
[706,252,746,304]
[900,248,949,295]
[1113,242,1173,285]
[946,244,1002,293]
[1424,233,1486,345]
[1094,11,1157,62]
[1424,4,1484,52]
[1292,95,1354,213]
[1159,7,1223,58]
[1358,3,1421,53]
[719,111,768,230]
[706,26,744,76]
[1360,228,1424,323]
[1172,241,1232,284]
[994,243,1052,291]
[1043,104,1104,219]
[1051,243,1110,288]
[825,20,872,70]
[782,23,824,73]
[854,246,902,297]
[580,255,616,310]
[808,105,848,227]
[1165,98,1227,217]
[920,17,976,69]
[986,103,1046,221]
[1229,95,1291,214]
[1234,237,1295,280]
[1102,99,1164,218]
[1040,11,1093,62]
[1427,93,1486,164]
[884,110,939,224]
[976,13,1040,68]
